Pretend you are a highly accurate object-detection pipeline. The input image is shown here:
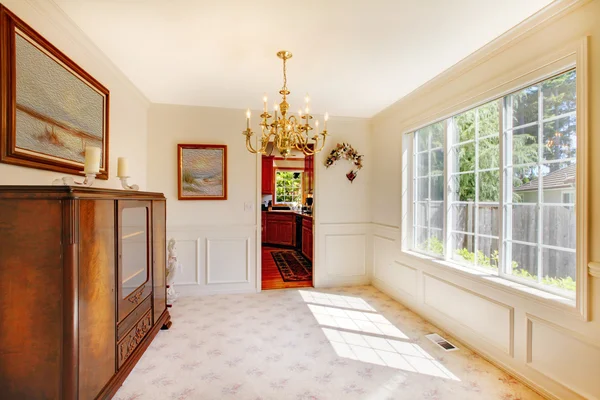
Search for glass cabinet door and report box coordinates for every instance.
[121,206,149,298]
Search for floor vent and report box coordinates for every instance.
[425,333,459,351]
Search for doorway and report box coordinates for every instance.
[259,150,314,290]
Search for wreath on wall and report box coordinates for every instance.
[324,143,364,183]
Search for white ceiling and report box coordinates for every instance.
[54,0,553,118]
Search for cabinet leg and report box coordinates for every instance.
[161,314,172,330]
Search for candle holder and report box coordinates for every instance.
[119,176,139,191]
[52,173,96,187]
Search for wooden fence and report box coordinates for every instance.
[453,204,575,279]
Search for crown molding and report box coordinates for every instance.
[374,0,591,121]
[22,0,150,108]
[589,262,600,278]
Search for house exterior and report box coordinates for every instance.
[513,164,576,203]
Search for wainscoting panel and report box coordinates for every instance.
[174,239,199,285]
[167,225,257,295]
[325,234,366,277]
[315,223,371,287]
[206,238,249,284]
[394,261,418,298]
[423,274,514,356]
[527,315,600,399]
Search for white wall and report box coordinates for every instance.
[0,0,149,189]
[147,104,371,294]
[370,1,600,400]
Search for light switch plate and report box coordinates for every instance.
[244,202,254,212]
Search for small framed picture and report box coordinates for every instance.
[177,144,227,200]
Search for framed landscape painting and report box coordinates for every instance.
[178,144,227,200]
[0,6,110,179]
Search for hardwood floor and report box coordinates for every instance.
[261,246,312,290]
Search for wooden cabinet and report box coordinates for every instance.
[261,156,274,194]
[301,217,313,261]
[0,186,170,400]
[261,212,267,244]
[266,213,295,246]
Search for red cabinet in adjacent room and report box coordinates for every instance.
[262,156,275,194]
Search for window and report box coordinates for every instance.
[413,122,445,256]
[275,170,303,204]
[408,69,577,298]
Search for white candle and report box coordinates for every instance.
[246,109,251,129]
[83,146,101,174]
[117,157,129,177]
[324,112,329,130]
[263,94,268,112]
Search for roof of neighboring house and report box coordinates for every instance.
[514,164,576,192]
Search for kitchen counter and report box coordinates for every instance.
[263,210,313,219]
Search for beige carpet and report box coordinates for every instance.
[114,286,544,400]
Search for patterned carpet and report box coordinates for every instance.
[114,286,544,400]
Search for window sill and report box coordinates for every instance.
[400,250,577,312]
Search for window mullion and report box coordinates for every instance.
[537,86,544,284]
[444,118,451,261]
[427,131,432,253]
[498,98,505,275]
[474,109,480,267]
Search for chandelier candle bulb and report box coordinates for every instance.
[83,146,101,174]
[263,94,267,111]
[324,112,329,130]
[246,109,251,129]
[117,157,129,178]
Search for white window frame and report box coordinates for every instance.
[401,38,589,320]
[274,169,303,205]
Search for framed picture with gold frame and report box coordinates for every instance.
[177,144,227,200]
[0,5,110,179]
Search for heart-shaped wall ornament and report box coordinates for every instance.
[324,143,363,183]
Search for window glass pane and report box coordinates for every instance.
[431,149,444,174]
[477,205,499,237]
[542,70,576,118]
[510,205,538,243]
[451,173,475,202]
[428,229,444,256]
[479,136,500,169]
[456,143,475,172]
[541,248,576,292]
[541,162,576,203]
[417,152,429,176]
[430,203,444,230]
[479,170,500,202]
[543,116,576,161]
[431,125,444,149]
[512,166,539,203]
[415,202,428,226]
[452,204,474,234]
[477,237,499,271]
[416,177,428,200]
[542,205,576,249]
[511,85,539,127]
[454,110,476,143]
[478,102,500,137]
[451,233,475,265]
[275,171,302,203]
[415,227,428,251]
[512,124,538,166]
[416,129,428,152]
[431,175,444,201]
[507,242,538,282]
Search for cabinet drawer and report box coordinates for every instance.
[117,310,152,368]
[302,217,312,228]
[117,295,151,341]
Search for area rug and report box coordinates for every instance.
[271,250,312,281]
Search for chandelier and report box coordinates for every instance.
[243,50,329,158]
